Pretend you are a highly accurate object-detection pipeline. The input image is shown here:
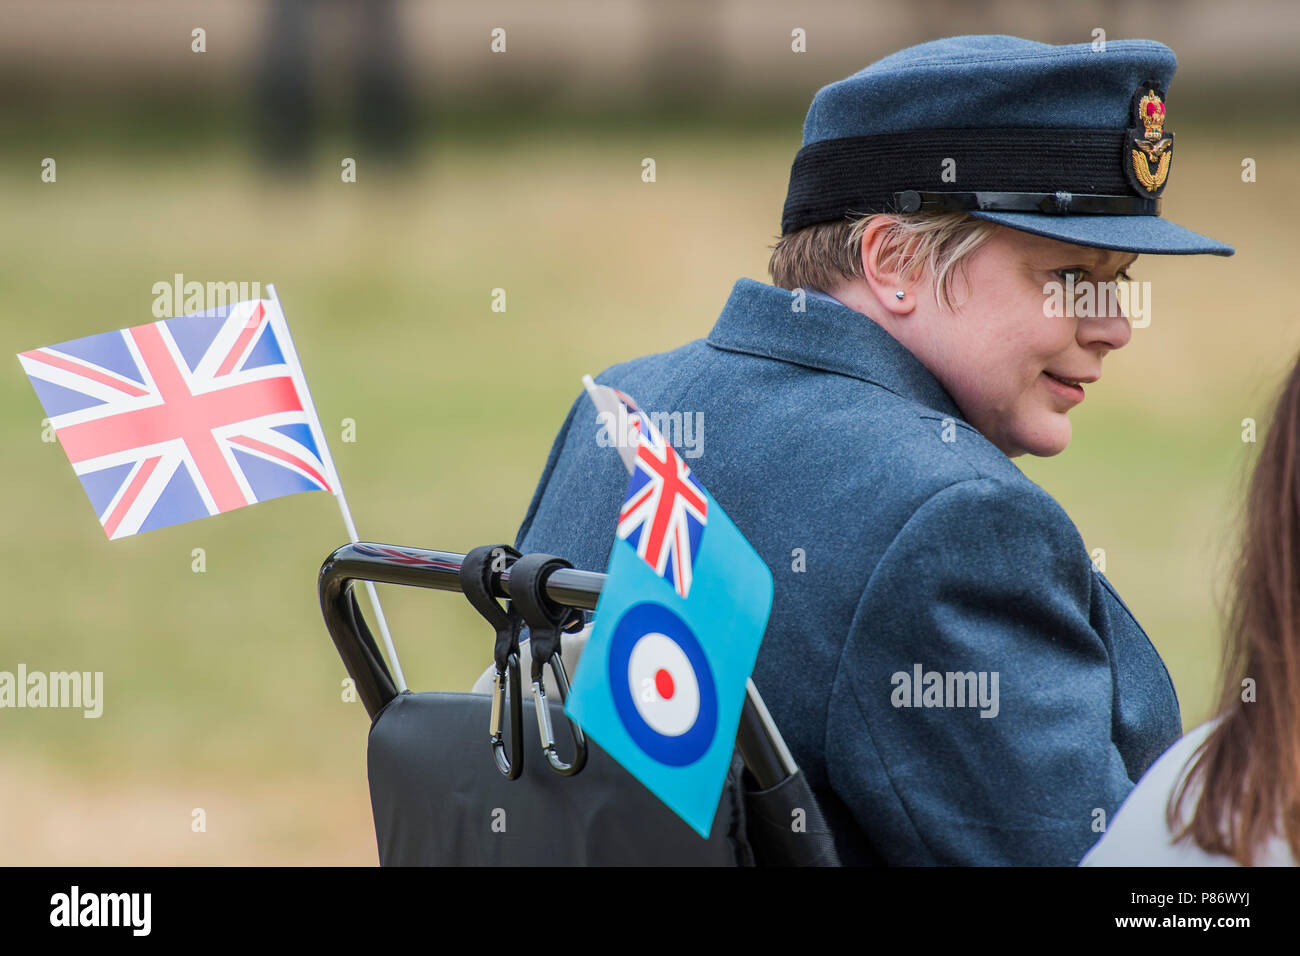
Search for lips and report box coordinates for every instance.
[1042,370,1092,404]
[1044,371,1098,387]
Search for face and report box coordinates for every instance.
[900,227,1136,458]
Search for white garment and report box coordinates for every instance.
[1081,717,1296,866]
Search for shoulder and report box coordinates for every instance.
[598,339,1082,557]
[875,469,1089,583]
[595,340,713,391]
[850,474,1098,671]
[820,382,1078,544]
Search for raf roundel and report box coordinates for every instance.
[628,631,700,736]
[608,603,718,766]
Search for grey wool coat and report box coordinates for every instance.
[514,277,1182,865]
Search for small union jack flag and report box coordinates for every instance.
[17,298,334,539]
[584,379,708,598]
[569,376,772,837]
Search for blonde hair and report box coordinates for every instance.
[768,212,998,311]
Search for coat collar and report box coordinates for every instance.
[705,278,966,420]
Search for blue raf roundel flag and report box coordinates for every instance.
[608,602,718,766]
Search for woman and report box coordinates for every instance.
[514,34,1235,864]
[1083,358,1300,866]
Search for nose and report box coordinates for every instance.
[1076,285,1133,351]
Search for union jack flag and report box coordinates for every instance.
[584,380,708,598]
[17,298,334,539]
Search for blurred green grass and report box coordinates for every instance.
[1,118,1297,862]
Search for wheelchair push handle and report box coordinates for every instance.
[317,541,799,790]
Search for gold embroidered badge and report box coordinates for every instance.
[1125,84,1173,197]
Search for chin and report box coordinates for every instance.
[1014,420,1073,458]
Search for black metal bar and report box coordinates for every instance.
[318,541,799,789]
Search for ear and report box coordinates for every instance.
[858,216,917,316]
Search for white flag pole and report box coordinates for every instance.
[266,284,408,692]
[582,373,640,473]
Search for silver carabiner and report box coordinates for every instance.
[532,654,587,776]
[490,651,523,779]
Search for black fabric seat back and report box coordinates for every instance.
[367,691,753,866]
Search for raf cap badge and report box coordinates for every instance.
[1125,82,1174,197]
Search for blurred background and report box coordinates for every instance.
[1,0,1298,864]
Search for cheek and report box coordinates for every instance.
[953,285,1055,376]
[978,331,1069,420]
[977,336,1045,403]
[932,267,1073,418]
[1009,309,1077,383]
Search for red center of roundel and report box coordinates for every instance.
[654,668,675,699]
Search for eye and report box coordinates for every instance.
[1117,268,1135,282]
[1056,268,1088,283]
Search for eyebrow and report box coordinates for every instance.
[1101,253,1140,276]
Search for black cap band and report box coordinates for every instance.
[781,127,1150,234]
[895,190,1159,216]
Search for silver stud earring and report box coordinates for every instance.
[895,290,906,300]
